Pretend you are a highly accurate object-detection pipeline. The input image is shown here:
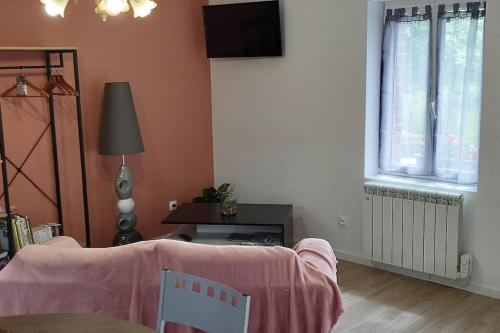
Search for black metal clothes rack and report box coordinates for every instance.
[0,48,91,257]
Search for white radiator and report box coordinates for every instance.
[363,182,463,279]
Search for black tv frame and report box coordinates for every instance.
[202,1,283,59]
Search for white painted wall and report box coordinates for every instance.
[210,0,500,297]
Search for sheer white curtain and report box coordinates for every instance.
[434,4,485,184]
[379,7,433,176]
[379,3,485,185]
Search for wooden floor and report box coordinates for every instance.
[334,261,500,333]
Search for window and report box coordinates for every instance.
[379,2,486,185]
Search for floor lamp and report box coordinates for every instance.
[98,82,145,245]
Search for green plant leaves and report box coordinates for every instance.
[217,183,231,194]
[192,183,233,203]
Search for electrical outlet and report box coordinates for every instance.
[338,215,348,228]
[169,200,178,212]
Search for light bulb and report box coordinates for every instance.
[45,3,62,16]
[98,0,129,16]
[95,0,129,20]
[106,0,126,15]
[130,0,157,18]
[40,0,69,17]
[135,6,151,17]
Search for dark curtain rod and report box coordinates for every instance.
[0,65,64,71]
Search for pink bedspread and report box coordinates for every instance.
[0,237,343,332]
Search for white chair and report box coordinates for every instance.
[156,269,251,333]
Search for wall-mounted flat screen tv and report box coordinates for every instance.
[202,1,283,58]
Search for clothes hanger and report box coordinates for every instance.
[1,70,49,98]
[44,68,79,96]
[45,76,68,96]
[57,74,79,96]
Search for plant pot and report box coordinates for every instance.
[220,193,237,216]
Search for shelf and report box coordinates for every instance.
[156,225,282,247]
[0,48,91,257]
[0,47,77,51]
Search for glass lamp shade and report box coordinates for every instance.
[40,0,69,17]
[130,0,157,18]
[95,0,130,21]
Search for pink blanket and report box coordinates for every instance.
[0,237,343,332]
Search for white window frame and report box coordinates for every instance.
[364,0,485,192]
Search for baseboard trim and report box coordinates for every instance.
[334,249,374,266]
[334,250,500,300]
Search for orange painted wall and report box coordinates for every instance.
[0,0,213,247]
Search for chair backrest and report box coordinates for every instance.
[156,269,251,333]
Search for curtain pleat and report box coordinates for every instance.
[433,2,485,184]
[379,6,433,176]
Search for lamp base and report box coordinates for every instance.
[113,158,142,246]
[113,230,143,246]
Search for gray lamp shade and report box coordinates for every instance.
[98,82,145,155]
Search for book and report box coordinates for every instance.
[3,215,36,254]
[0,219,8,251]
[32,225,53,245]
[14,216,27,249]
[27,217,34,243]
[11,220,20,252]
[20,216,34,246]
[0,249,8,271]
[0,258,8,271]
[14,217,24,248]
[46,223,62,237]
[0,214,61,254]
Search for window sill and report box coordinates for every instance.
[365,174,477,193]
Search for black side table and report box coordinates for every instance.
[162,203,293,247]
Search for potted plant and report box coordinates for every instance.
[192,183,237,216]
[219,186,237,216]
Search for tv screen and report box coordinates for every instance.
[202,1,283,58]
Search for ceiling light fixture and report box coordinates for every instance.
[39,0,157,21]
